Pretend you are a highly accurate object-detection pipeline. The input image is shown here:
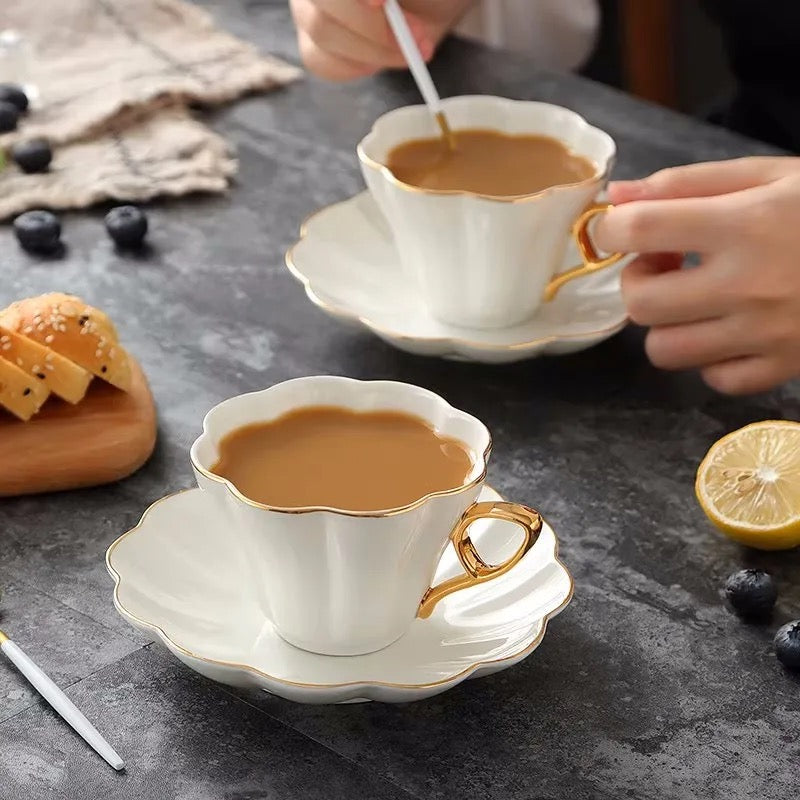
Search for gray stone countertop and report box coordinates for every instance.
[1,2,798,798]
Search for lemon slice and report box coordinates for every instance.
[696,420,800,550]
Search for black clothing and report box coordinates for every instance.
[702,0,800,152]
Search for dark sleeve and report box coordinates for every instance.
[701,0,800,152]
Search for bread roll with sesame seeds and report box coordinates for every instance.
[0,357,50,421]
[0,293,132,392]
[0,324,93,404]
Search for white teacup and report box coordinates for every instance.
[190,376,543,656]
[359,95,622,330]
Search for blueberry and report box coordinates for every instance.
[0,83,28,113]
[11,139,52,173]
[13,210,62,254]
[0,100,19,133]
[104,205,148,248]
[775,621,800,670]
[723,569,777,620]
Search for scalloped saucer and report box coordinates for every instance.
[106,486,573,704]
[285,192,629,364]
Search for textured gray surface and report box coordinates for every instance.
[2,2,800,798]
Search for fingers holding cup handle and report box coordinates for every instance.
[543,203,625,302]
[417,501,542,620]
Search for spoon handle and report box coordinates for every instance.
[383,0,442,112]
[0,636,125,771]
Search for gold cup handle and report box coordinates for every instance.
[417,501,543,620]
[543,202,625,302]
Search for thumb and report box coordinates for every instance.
[608,157,791,205]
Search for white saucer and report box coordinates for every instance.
[107,486,573,704]
[285,192,629,364]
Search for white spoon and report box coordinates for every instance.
[383,0,455,148]
[0,628,125,771]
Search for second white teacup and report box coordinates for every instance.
[359,95,622,330]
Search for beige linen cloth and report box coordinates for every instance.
[0,0,301,218]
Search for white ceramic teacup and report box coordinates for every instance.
[190,376,543,656]
[359,95,622,330]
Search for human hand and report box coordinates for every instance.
[595,157,800,394]
[289,0,475,80]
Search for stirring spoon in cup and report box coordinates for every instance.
[382,0,456,149]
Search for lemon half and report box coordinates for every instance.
[696,420,800,550]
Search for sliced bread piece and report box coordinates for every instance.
[0,324,93,404]
[0,357,50,420]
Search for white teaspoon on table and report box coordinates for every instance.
[0,628,125,771]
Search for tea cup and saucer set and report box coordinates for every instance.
[285,95,631,363]
[107,376,573,704]
[106,98,630,704]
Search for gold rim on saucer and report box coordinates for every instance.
[106,488,575,693]
[284,197,629,353]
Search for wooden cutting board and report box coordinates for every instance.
[0,357,157,496]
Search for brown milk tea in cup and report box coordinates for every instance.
[386,129,597,197]
[210,405,473,512]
